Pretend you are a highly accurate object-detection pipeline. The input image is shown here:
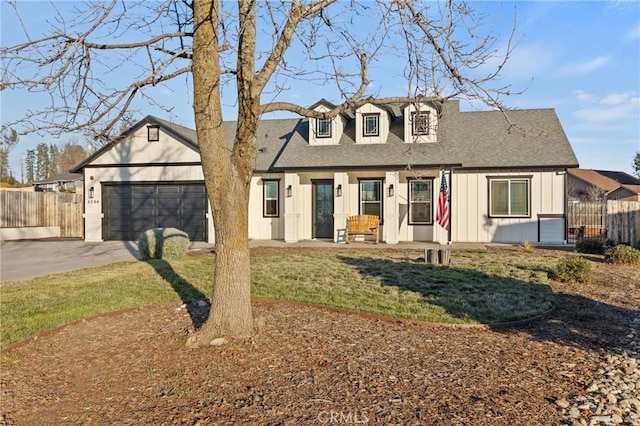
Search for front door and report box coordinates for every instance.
[313,180,334,239]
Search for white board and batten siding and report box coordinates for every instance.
[249,174,285,240]
[82,126,214,242]
[451,170,566,243]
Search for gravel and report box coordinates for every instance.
[559,315,640,426]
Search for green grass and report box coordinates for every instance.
[1,249,557,350]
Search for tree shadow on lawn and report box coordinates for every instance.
[146,259,209,329]
[338,255,638,353]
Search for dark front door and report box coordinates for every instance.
[313,180,334,239]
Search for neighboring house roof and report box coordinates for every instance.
[568,168,640,197]
[32,172,83,185]
[72,100,579,173]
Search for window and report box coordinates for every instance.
[363,114,379,137]
[411,111,430,136]
[263,180,279,217]
[409,180,433,224]
[147,125,160,142]
[360,180,382,220]
[489,178,530,217]
[316,118,331,138]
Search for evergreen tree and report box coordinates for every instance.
[49,144,61,176]
[25,149,35,183]
[35,143,50,180]
[634,152,639,177]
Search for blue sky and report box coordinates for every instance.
[1,1,639,179]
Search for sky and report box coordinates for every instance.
[1,1,639,180]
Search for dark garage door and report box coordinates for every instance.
[104,183,208,241]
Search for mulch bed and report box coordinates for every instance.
[1,249,638,425]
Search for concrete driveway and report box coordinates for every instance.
[0,240,144,282]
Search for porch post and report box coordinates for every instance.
[283,173,300,243]
[384,171,400,244]
[333,172,349,243]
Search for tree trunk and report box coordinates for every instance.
[189,0,255,345]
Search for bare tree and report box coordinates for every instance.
[586,184,606,202]
[1,0,518,344]
[58,141,89,174]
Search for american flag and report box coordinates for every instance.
[436,171,449,231]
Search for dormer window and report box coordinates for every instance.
[147,125,160,142]
[316,118,331,138]
[363,114,379,137]
[411,111,430,136]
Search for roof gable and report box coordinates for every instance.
[71,116,199,171]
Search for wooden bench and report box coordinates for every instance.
[346,214,379,244]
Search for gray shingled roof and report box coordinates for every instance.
[245,101,578,171]
[72,101,579,173]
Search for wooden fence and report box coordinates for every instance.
[567,201,607,243]
[568,200,639,246]
[0,190,84,238]
[607,200,639,246]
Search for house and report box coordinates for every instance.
[568,168,640,202]
[32,172,83,193]
[71,99,578,244]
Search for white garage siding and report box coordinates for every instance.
[450,170,566,243]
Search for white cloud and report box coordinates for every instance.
[473,41,555,84]
[572,90,596,103]
[569,89,639,130]
[600,92,636,106]
[628,25,640,40]
[573,99,639,123]
[557,56,609,76]
[498,42,555,81]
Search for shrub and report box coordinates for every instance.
[576,238,604,254]
[604,244,640,265]
[553,256,594,284]
[522,241,535,252]
[137,227,190,260]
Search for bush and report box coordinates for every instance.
[553,256,594,284]
[576,238,604,254]
[604,244,640,265]
[137,227,190,260]
[522,241,535,252]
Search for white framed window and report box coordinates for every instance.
[316,118,331,138]
[363,114,379,137]
[411,111,430,136]
[147,125,160,142]
[489,177,530,217]
[409,179,433,224]
[360,179,382,221]
[263,180,279,217]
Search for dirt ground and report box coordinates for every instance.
[1,248,638,425]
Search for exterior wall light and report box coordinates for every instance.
[387,184,394,197]
[286,185,292,198]
[336,184,342,197]
[88,187,95,199]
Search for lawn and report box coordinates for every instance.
[0,248,557,350]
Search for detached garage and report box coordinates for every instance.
[72,116,214,243]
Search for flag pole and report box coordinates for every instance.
[447,169,452,245]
